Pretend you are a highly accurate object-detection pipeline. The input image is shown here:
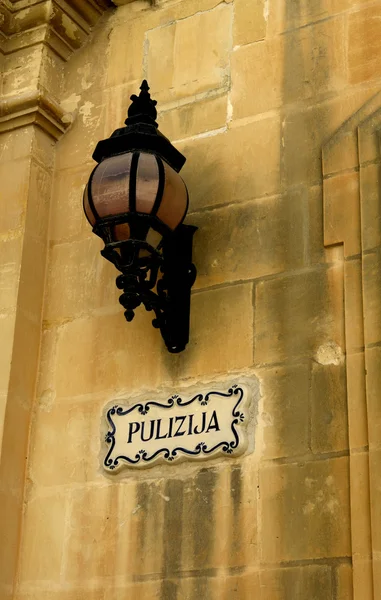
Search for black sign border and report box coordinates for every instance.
[104,385,245,470]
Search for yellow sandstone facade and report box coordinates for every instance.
[1,0,381,598]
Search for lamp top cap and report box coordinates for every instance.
[126,80,158,125]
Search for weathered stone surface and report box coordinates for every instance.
[27,397,103,486]
[348,5,381,85]
[363,249,381,346]
[50,165,93,243]
[191,192,306,289]
[359,162,381,252]
[233,0,266,46]
[260,457,351,561]
[55,310,165,400]
[260,565,333,600]
[254,265,344,365]
[180,115,281,211]
[323,171,360,257]
[258,364,310,459]
[175,284,254,379]
[310,362,348,454]
[146,3,232,104]
[0,237,22,313]
[232,17,346,120]
[158,94,227,141]
[55,92,105,170]
[17,493,67,583]
[336,563,353,600]
[346,352,368,450]
[44,237,118,322]
[0,159,30,234]
[364,347,381,449]
[344,259,364,353]
[0,489,22,588]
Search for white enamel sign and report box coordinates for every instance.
[103,384,250,471]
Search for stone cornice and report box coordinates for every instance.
[0,0,114,60]
[0,89,69,139]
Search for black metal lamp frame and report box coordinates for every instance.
[87,81,197,353]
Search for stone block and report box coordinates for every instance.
[260,565,332,600]
[15,591,105,600]
[31,128,56,172]
[174,284,253,379]
[212,570,260,599]
[348,6,381,85]
[310,362,348,454]
[349,452,372,558]
[17,493,67,583]
[180,115,281,211]
[323,171,360,257]
[344,259,364,352]
[260,457,351,561]
[156,465,258,574]
[2,46,42,95]
[44,237,118,322]
[17,235,47,320]
[336,563,353,600]
[146,3,232,104]
[254,265,344,365]
[26,161,52,242]
[363,249,381,346]
[364,347,381,449]
[55,310,165,400]
[352,558,374,600]
[0,128,34,163]
[0,159,30,234]
[370,450,381,553]
[0,490,22,588]
[102,82,142,136]
[35,327,57,405]
[50,165,93,243]
[231,39,283,119]
[358,121,381,166]
[346,352,368,450]
[267,0,330,34]
[28,397,103,487]
[0,237,22,313]
[234,0,266,46]
[65,480,162,581]
[55,92,105,170]
[106,21,145,89]
[0,314,16,394]
[232,17,346,120]
[191,192,306,290]
[0,393,6,448]
[359,162,381,252]
[158,94,227,142]
[258,364,310,459]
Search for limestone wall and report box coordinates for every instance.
[1,0,381,598]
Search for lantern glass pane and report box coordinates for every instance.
[156,162,188,230]
[135,153,160,215]
[83,184,96,226]
[91,153,132,218]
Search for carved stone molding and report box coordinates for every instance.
[0,88,69,139]
[0,0,113,60]
[323,90,381,600]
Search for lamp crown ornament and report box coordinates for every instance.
[126,79,158,125]
[83,80,197,353]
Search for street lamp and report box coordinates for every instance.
[83,80,197,353]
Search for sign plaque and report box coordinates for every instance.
[103,384,250,471]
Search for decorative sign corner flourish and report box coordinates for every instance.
[103,385,249,471]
